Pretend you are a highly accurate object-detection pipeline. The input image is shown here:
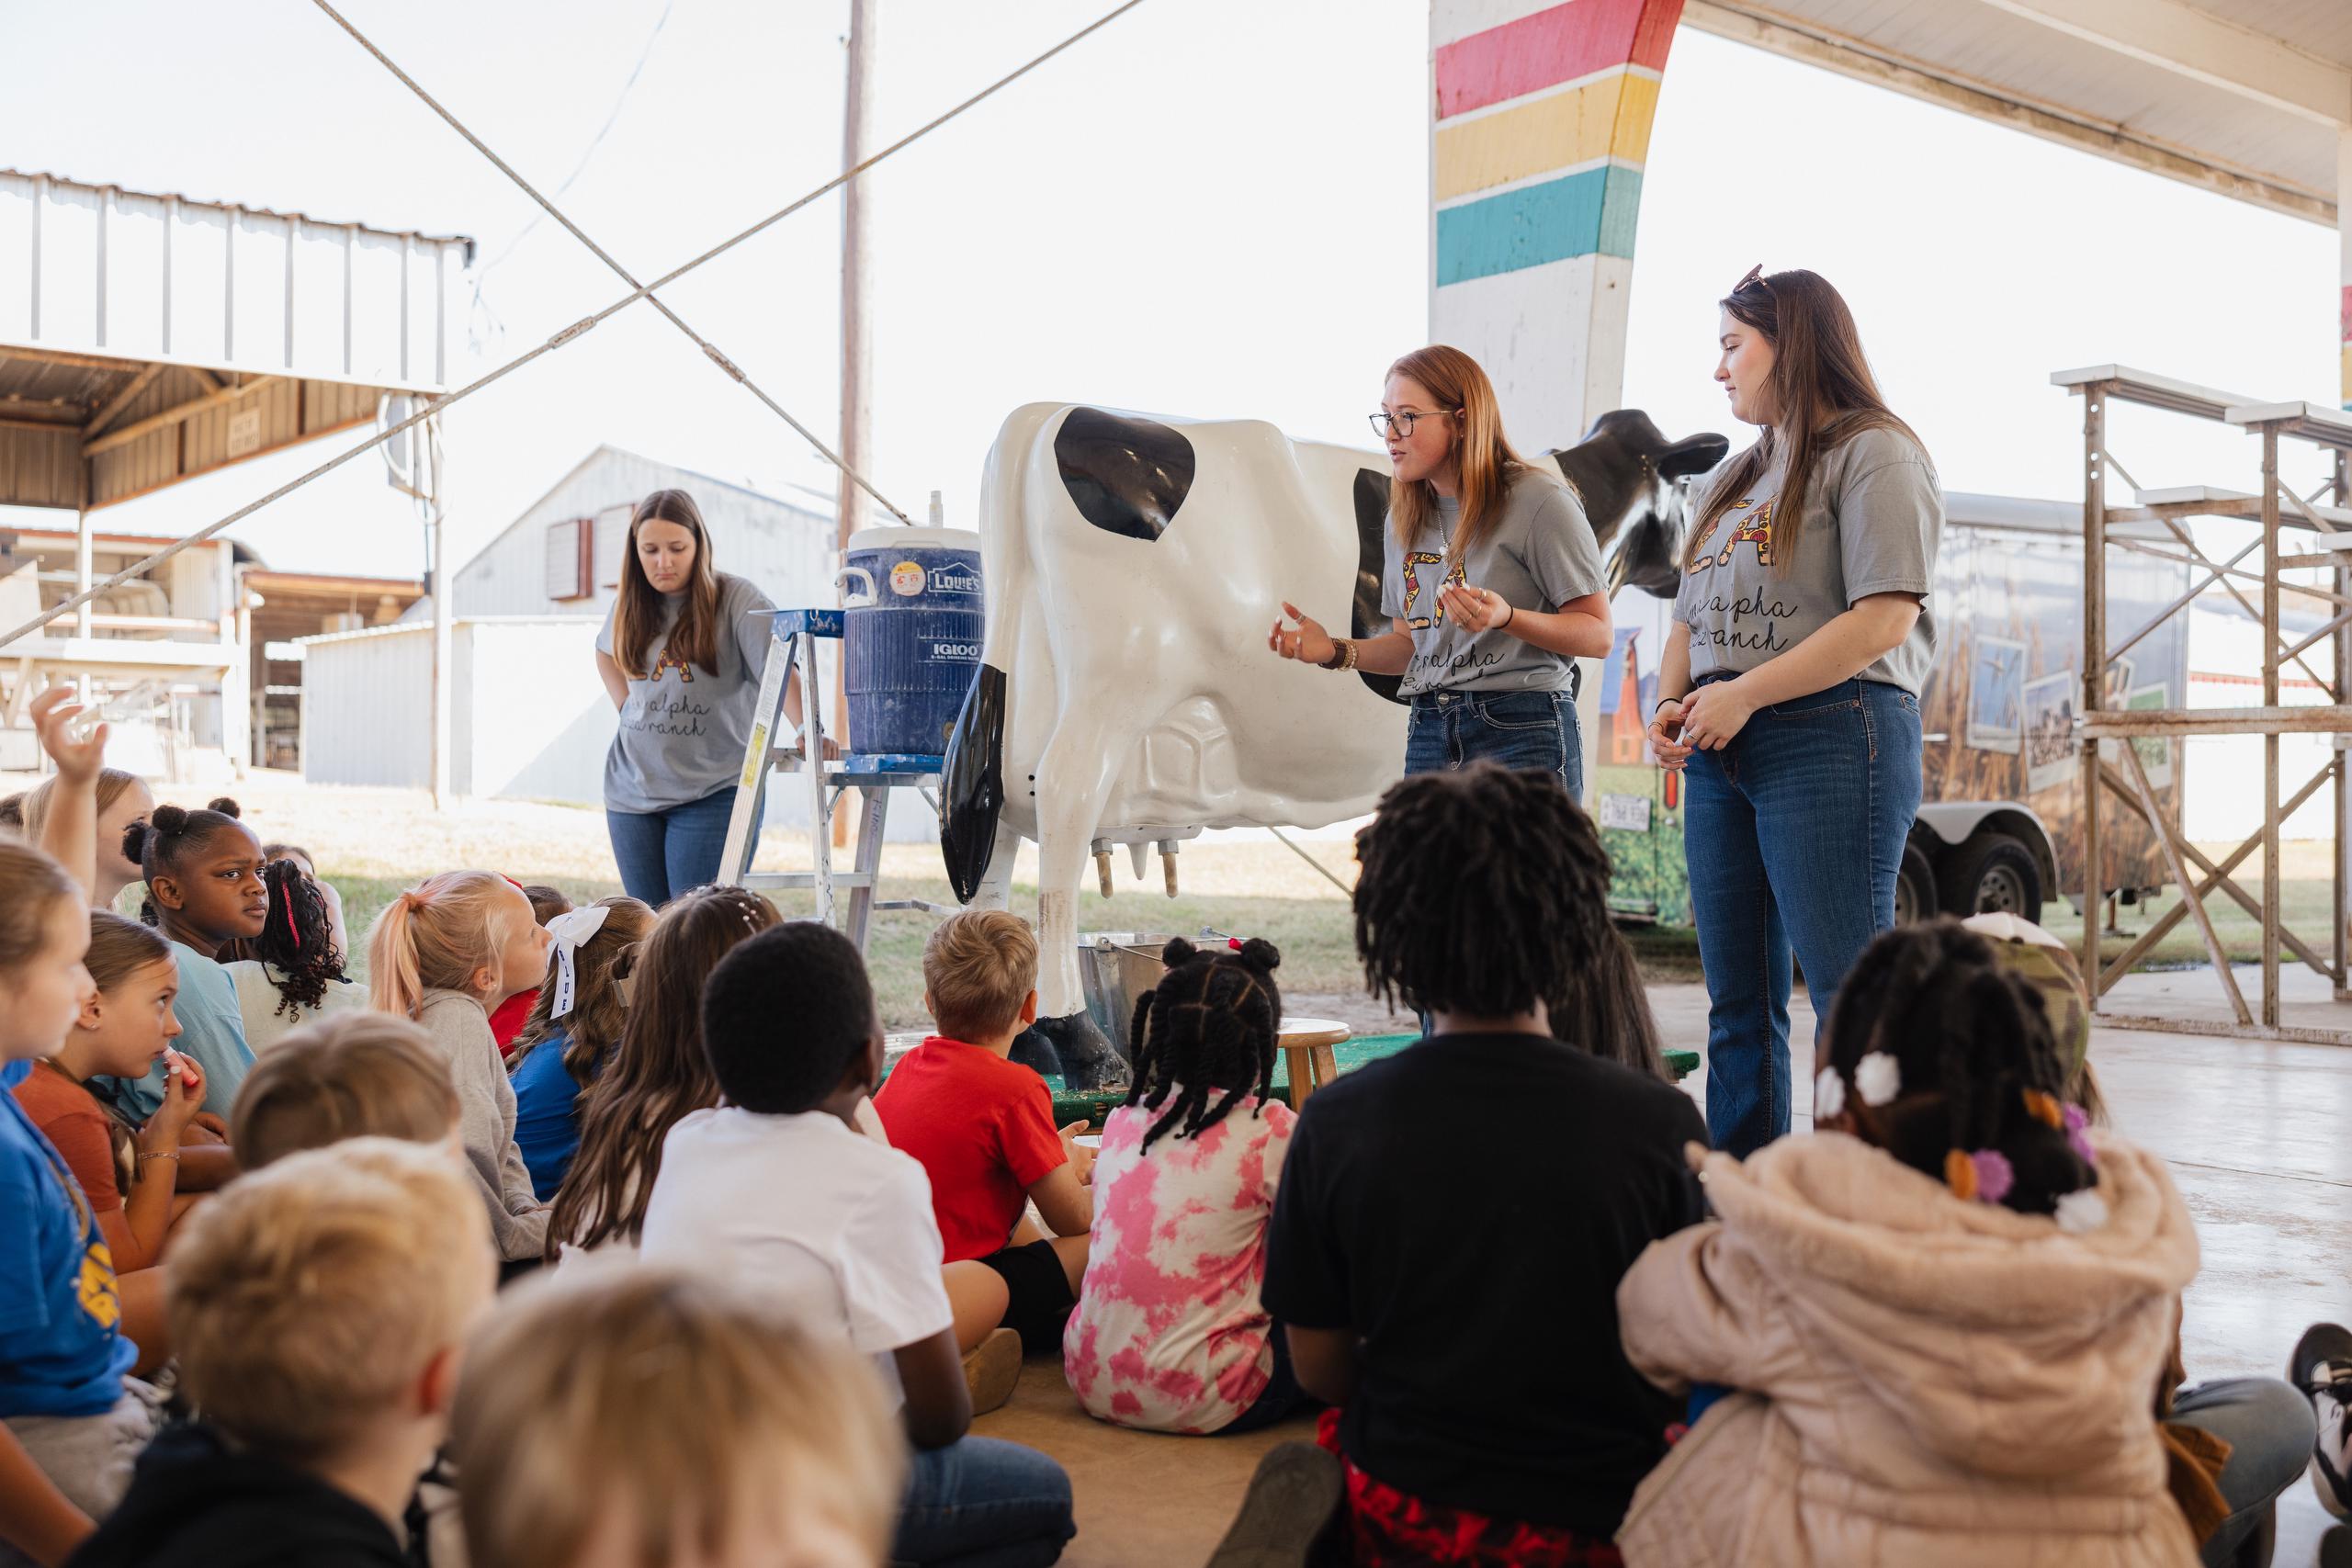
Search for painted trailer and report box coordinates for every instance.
[1593,491,2190,928]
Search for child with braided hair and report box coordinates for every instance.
[1613,917,2204,1567]
[220,858,364,1053]
[1063,936,1304,1436]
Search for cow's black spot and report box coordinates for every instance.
[939,663,1007,903]
[1055,408,1195,542]
[1349,468,1405,705]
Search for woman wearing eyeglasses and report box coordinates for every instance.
[1267,344,1610,795]
[1646,268,1942,1158]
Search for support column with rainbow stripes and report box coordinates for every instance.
[1430,0,1684,447]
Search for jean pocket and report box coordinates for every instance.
[1766,682,1863,719]
[1476,691,1563,730]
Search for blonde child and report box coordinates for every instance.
[507,896,650,1201]
[6,766,152,912]
[368,871,553,1265]
[489,884,572,1055]
[66,1139,497,1567]
[229,1013,460,1171]
[450,1268,904,1568]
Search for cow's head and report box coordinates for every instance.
[1550,410,1730,600]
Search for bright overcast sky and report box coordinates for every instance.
[0,0,2339,581]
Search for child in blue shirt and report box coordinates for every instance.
[110,799,265,1121]
[505,897,652,1201]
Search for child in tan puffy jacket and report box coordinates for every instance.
[1615,918,2203,1568]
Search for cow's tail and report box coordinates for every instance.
[941,404,1054,902]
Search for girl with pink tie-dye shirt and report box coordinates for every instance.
[1062,938,1306,1436]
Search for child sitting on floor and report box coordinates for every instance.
[114,801,264,1121]
[220,858,365,1053]
[258,844,350,962]
[66,1138,497,1568]
[6,766,153,911]
[368,871,553,1265]
[1614,916,2202,1567]
[506,895,652,1201]
[489,885,571,1055]
[641,919,1076,1568]
[1064,936,1304,1437]
[451,1268,905,1568]
[229,1012,460,1170]
[1255,765,1707,1568]
[875,910,1093,1363]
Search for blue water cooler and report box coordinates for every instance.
[838,526,984,758]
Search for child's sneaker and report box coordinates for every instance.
[963,1326,1022,1417]
[1206,1442,1342,1568]
[2291,1321,2352,1518]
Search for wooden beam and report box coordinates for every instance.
[0,414,83,434]
[80,363,164,440]
[0,345,142,374]
[184,366,221,394]
[82,377,278,458]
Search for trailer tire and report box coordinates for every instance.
[1895,840,1937,927]
[1939,831,2043,924]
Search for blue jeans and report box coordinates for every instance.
[605,785,741,907]
[2169,1377,2318,1567]
[1403,686,1584,801]
[893,1436,1076,1568]
[1684,678,1921,1157]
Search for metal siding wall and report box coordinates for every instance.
[299,626,434,788]
[0,427,80,509]
[462,620,610,802]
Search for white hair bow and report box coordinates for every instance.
[543,905,611,1020]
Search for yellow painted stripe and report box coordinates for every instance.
[1434,71,1660,202]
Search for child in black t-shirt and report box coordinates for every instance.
[1258,764,1707,1566]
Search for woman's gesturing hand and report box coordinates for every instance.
[1268,602,1337,666]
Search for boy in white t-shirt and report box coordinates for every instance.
[639,921,1076,1568]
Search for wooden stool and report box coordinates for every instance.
[1278,1017,1351,1109]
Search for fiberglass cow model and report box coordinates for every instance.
[941,403,1726,1087]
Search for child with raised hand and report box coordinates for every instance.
[220,859,364,1053]
[113,800,262,1122]
[5,714,150,911]
[1256,765,1707,1568]
[507,895,652,1201]
[65,1138,498,1568]
[1614,916,2202,1567]
[1065,936,1304,1437]
[229,1012,459,1170]
[451,1268,905,1568]
[13,914,235,1279]
[367,871,554,1265]
[642,920,1077,1568]
[489,885,571,1055]
[876,910,1094,1361]
[0,841,155,1568]
[548,885,777,1261]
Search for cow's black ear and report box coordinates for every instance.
[1055,408,1195,542]
[1658,431,1731,480]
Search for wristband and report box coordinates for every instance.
[137,1151,180,1164]
[1318,639,1358,672]
[1500,601,1515,629]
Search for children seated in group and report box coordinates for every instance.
[450,1268,906,1568]
[1256,765,1708,1568]
[1613,917,2201,1566]
[548,884,777,1261]
[876,910,1094,1373]
[256,842,350,964]
[67,1139,497,1568]
[2,765,153,910]
[220,858,365,1053]
[367,870,555,1267]
[113,801,261,1121]
[506,895,652,1200]
[641,919,1077,1567]
[12,913,235,1277]
[1063,936,1306,1437]
[229,1012,460,1171]
[489,885,572,1055]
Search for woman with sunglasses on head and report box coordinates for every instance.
[1647,267,1943,1159]
[1269,345,1611,794]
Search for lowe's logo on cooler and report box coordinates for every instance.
[925,639,983,662]
[929,565,981,595]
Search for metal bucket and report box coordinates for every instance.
[1076,932,1191,1065]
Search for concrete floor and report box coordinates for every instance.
[981,973,2352,1567]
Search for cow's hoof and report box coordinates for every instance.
[1015,1011,1126,1092]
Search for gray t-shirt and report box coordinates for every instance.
[1379,468,1604,698]
[1674,425,1943,694]
[598,571,777,813]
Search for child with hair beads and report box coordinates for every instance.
[488,885,571,1055]
[1064,936,1305,1437]
[256,844,349,967]
[1614,916,2202,1566]
[507,895,651,1200]
[14,915,235,1278]
[0,842,156,1568]
[548,885,776,1260]
[451,1268,905,1568]
[67,1138,497,1568]
[229,1013,459,1170]
[220,859,364,1053]
[643,920,1077,1568]
[114,800,262,1121]
[368,871,554,1265]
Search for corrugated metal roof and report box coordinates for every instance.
[0,169,475,255]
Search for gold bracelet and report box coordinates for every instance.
[136,1151,180,1164]
[1318,638,1357,672]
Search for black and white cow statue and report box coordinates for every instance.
[941,403,1727,1087]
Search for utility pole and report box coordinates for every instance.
[833,0,877,848]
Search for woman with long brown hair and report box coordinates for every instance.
[594,489,828,906]
[1268,345,1610,793]
[1645,267,1942,1157]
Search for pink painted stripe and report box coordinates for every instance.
[1436,0,1682,120]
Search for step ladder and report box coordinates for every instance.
[716,607,953,954]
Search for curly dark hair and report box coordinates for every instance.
[242,858,350,1017]
[1352,764,1615,1022]
[1822,919,2097,1216]
[125,796,243,927]
[1121,937,1283,1152]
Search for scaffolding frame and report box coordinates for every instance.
[2057,366,2352,1043]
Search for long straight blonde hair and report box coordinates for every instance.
[1385,344,1530,566]
[367,871,526,1020]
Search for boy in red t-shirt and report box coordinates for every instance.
[876,910,1093,1367]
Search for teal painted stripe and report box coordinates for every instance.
[1436,164,1645,286]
